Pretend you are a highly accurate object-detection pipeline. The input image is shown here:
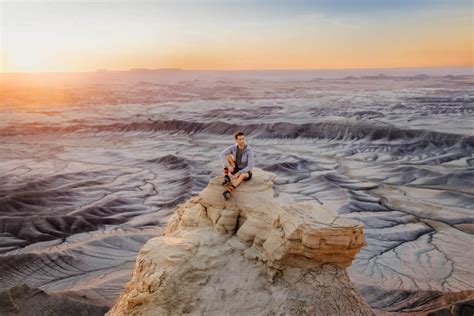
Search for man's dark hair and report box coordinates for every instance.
[234,131,244,139]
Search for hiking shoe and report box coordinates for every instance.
[221,175,231,186]
[222,190,231,200]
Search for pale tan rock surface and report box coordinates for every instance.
[107,168,372,315]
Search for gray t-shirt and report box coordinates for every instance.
[235,145,246,167]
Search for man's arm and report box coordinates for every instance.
[239,147,254,173]
[220,145,234,167]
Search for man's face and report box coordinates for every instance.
[236,135,245,147]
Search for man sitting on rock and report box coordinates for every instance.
[220,131,254,200]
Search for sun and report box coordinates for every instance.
[3,48,58,72]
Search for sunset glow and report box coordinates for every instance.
[1,0,473,72]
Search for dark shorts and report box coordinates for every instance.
[231,167,252,181]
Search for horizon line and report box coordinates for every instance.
[1,65,473,75]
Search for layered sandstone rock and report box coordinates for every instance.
[107,168,372,315]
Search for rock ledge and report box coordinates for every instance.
[107,168,372,315]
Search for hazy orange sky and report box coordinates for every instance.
[1,0,473,72]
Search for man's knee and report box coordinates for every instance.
[226,154,235,162]
[239,172,249,179]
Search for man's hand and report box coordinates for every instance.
[228,166,234,173]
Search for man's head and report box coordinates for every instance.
[234,131,245,147]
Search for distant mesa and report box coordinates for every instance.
[129,68,183,72]
[94,68,183,74]
[360,73,389,79]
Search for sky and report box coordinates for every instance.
[0,0,473,72]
